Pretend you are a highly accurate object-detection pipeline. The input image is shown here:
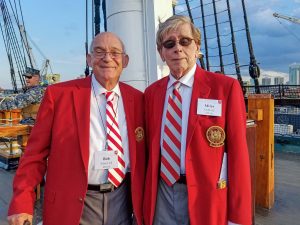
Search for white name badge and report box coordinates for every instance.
[94,150,118,170]
[197,99,222,117]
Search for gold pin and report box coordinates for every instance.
[135,127,144,142]
[206,126,225,147]
[217,179,227,189]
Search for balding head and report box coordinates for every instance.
[87,32,129,90]
[89,32,126,54]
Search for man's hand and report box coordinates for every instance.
[7,213,33,225]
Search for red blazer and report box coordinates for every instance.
[8,76,146,225]
[143,66,251,225]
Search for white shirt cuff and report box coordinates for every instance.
[228,221,240,225]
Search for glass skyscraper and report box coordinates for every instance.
[289,63,300,85]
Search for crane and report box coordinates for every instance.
[273,13,300,25]
[1,0,58,91]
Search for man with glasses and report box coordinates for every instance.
[0,68,46,122]
[23,68,42,88]
[143,15,251,225]
[7,32,145,225]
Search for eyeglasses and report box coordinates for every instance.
[162,37,194,49]
[24,75,33,79]
[93,51,125,59]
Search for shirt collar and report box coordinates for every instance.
[91,74,121,97]
[168,64,196,89]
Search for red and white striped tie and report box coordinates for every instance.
[161,81,182,186]
[105,91,126,187]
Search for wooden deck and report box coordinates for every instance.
[255,152,300,225]
[0,152,300,225]
[0,170,14,225]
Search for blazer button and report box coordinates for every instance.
[78,197,83,202]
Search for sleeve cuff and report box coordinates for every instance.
[228,221,240,225]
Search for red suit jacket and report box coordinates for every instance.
[143,66,251,225]
[8,76,146,225]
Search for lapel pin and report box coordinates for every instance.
[206,126,225,147]
[135,126,144,142]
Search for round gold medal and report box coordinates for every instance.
[206,126,225,147]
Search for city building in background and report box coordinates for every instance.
[274,76,285,85]
[250,70,288,85]
[289,63,300,85]
[262,77,272,85]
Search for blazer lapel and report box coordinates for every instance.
[186,66,211,148]
[119,83,135,174]
[154,78,168,134]
[73,76,92,173]
[152,78,168,169]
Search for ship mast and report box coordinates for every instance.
[241,0,260,93]
[200,0,209,71]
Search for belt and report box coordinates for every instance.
[87,173,130,193]
[87,183,115,193]
[177,175,187,184]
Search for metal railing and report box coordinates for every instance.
[243,85,300,99]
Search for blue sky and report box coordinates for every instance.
[1,0,300,89]
[176,0,300,76]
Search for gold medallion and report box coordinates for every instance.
[206,126,225,147]
[135,127,144,142]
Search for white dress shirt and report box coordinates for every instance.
[160,64,196,174]
[88,75,129,184]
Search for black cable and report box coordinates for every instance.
[85,0,89,77]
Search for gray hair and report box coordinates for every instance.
[156,15,201,51]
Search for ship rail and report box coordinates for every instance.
[244,84,300,107]
[243,84,300,99]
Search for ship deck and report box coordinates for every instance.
[0,151,300,225]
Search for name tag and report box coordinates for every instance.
[94,150,118,170]
[197,99,222,117]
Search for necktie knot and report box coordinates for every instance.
[173,81,181,91]
[105,91,115,102]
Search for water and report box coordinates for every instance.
[275,143,300,153]
[275,136,300,153]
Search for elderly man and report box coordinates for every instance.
[7,32,145,225]
[0,68,46,120]
[143,15,251,225]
